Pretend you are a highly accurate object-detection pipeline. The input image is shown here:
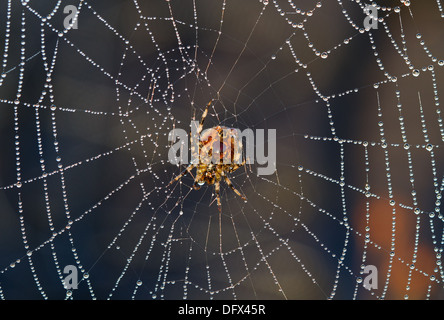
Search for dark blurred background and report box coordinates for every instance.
[0,0,443,299]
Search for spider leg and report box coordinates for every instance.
[168,164,195,186]
[189,100,213,165]
[224,175,247,201]
[215,181,222,213]
[197,100,213,135]
[227,159,246,173]
[193,181,202,190]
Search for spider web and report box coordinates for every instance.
[0,0,443,300]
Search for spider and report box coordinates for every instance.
[169,100,246,213]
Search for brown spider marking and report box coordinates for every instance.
[169,101,247,213]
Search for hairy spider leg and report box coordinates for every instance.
[169,100,213,185]
[197,100,212,135]
[168,164,195,186]
[227,159,246,173]
[191,100,212,168]
[223,174,246,201]
[215,180,222,213]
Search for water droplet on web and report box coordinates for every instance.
[412,69,420,77]
[321,52,328,59]
[426,144,433,151]
[137,280,142,286]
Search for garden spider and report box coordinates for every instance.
[169,100,246,213]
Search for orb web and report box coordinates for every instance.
[0,0,443,300]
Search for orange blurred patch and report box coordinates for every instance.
[353,197,437,299]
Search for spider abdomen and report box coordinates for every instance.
[199,126,243,165]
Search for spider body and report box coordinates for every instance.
[170,101,246,213]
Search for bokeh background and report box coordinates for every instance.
[0,0,443,299]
